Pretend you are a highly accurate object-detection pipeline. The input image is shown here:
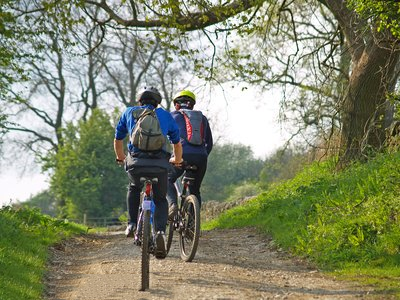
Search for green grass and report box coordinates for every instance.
[203,151,400,297]
[0,206,86,300]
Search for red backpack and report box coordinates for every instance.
[179,109,204,146]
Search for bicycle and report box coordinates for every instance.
[133,176,159,291]
[166,163,201,262]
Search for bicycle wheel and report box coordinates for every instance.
[139,209,151,291]
[179,195,200,262]
[166,219,174,254]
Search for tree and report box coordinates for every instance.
[81,0,400,165]
[100,30,192,109]
[213,0,400,164]
[6,0,398,167]
[323,0,399,164]
[348,0,400,39]
[0,0,36,133]
[202,143,263,201]
[259,147,309,188]
[2,1,87,159]
[23,190,57,217]
[49,109,127,219]
[3,2,195,164]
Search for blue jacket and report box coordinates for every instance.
[115,105,180,154]
[171,110,213,156]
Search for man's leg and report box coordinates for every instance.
[166,166,183,219]
[151,169,169,259]
[166,166,183,206]
[126,182,141,223]
[125,172,142,237]
[185,154,207,207]
[152,169,168,232]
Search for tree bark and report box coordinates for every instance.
[323,0,400,165]
[340,45,400,162]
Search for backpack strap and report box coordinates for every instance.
[133,108,155,120]
[178,109,205,146]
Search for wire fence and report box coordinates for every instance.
[67,214,124,228]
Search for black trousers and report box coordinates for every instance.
[167,153,208,207]
[126,167,168,232]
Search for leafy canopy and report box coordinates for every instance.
[347,0,400,38]
[202,143,263,201]
[50,109,127,219]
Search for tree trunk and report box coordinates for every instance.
[339,44,400,163]
[322,0,400,165]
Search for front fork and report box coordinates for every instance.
[134,195,155,247]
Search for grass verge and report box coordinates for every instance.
[0,206,87,300]
[203,151,400,297]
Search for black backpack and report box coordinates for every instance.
[130,108,166,151]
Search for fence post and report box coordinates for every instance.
[83,213,87,225]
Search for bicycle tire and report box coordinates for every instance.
[166,219,174,254]
[140,209,151,291]
[179,195,200,262]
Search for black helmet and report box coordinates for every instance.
[138,87,162,105]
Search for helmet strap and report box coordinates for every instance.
[140,99,158,107]
[175,100,194,110]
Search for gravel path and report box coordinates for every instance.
[44,227,388,299]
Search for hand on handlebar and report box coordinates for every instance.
[169,157,183,167]
[115,157,125,166]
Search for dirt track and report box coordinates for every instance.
[44,227,388,300]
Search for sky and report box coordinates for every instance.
[0,85,289,207]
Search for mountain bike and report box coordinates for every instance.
[133,176,158,291]
[166,163,200,262]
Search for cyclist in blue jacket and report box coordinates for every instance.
[114,87,183,259]
[167,90,213,219]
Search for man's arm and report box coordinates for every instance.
[114,138,126,161]
[204,117,213,155]
[169,141,183,165]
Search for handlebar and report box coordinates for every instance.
[171,161,197,171]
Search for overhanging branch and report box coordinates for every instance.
[84,0,265,31]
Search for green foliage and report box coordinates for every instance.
[24,190,57,217]
[0,206,85,300]
[49,109,127,219]
[204,151,400,283]
[0,109,7,145]
[1,0,84,103]
[226,181,261,202]
[259,147,308,189]
[202,143,263,201]
[0,0,25,101]
[347,0,400,38]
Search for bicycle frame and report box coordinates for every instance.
[134,179,156,247]
[172,173,195,231]
[174,167,196,201]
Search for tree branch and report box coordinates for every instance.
[84,0,263,31]
[5,125,57,149]
[323,0,365,61]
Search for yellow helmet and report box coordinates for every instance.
[173,90,196,103]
